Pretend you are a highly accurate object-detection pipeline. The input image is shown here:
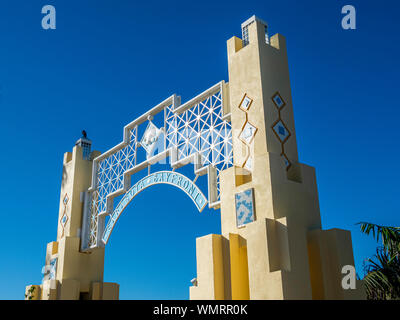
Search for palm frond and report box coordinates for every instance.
[363,246,400,299]
[357,222,400,254]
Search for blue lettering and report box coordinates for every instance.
[103,171,208,244]
[182,179,189,190]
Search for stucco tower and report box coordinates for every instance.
[25,136,119,300]
[190,16,365,300]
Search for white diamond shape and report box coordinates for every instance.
[240,122,257,145]
[140,122,162,154]
[240,95,253,111]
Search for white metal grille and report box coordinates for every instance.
[96,128,138,214]
[165,89,233,197]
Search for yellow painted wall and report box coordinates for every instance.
[229,233,249,300]
[189,234,227,300]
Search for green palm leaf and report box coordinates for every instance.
[358,222,400,300]
[358,222,400,255]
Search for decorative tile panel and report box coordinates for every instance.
[43,258,58,281]
[49,258,57,280]
[235,188,256,227]
[63,194,69,206]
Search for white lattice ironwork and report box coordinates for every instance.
[82,82,233,250]
[96,128,138,214]
[165,87,233,198]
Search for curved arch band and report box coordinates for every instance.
[101,171,208,244]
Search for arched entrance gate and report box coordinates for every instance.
[81,81,232,252]
[26,16,365,300]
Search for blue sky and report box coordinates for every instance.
[0,0,399,299]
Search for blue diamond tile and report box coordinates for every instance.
[272,120,290,142]
[281,154,291,169]
[272,93,285,109]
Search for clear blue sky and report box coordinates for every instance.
[0,0,399,299]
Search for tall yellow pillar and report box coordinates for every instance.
[25,138,119,300]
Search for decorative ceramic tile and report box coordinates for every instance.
[239,121,257,145]
[239,94,253,111]
[49,258,57,280]
[272,120,290,143]
[281,153,291,169]
[272,92,285,110]
[235,188,256,227]
[43,258,58,281]
[60,211,68,230]
[61,213,67,226]
[244,156,253,171]
[63,194,69,205]
[60,193,69,237]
